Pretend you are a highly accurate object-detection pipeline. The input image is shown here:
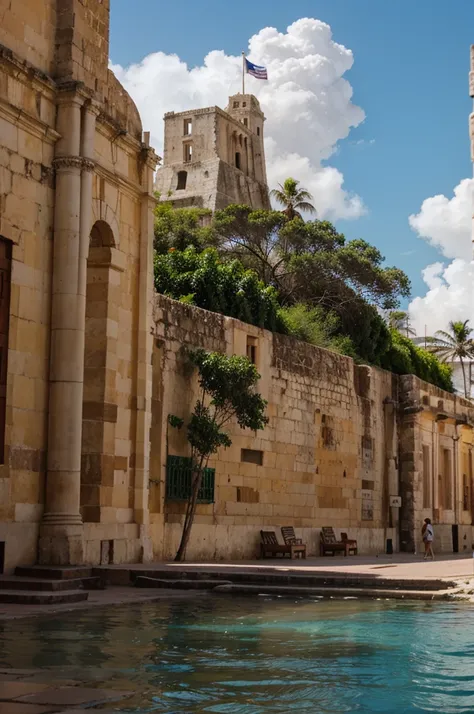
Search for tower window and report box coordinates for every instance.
[257,126,260,136]
[235,152,241,170]
[176,171,187,190]
[183,142,193,163]
[233,101,239,108]
[183,118,192,136]
[246,336,257,364]
[243,118,248,127]
[242,102,247,107]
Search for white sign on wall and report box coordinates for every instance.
[389,496,402,508]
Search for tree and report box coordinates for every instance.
[387,310,416,338]
[213,205,286,286]
[154,203,215,253]
[270,177,316,220]
[212,206,410,363]
[153,203,454,392]
[426,320,474,398]
[171,350,268,561]
[154,246,284,332]
[213,206,410,311]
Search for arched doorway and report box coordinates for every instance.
[80,220,119,523]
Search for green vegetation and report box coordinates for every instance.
[154,202,215,253]
[381,329,453,392]
[154,246,283,332]
[154,194,453,392]
[278,304,356,357]
[170,349,268,561]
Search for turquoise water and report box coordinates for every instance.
[1,596,474,713]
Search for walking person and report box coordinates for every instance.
[422,518,434,560]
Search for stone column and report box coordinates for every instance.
[399,412,418,553]
[78,102,100,293]
[39,94,98,565]
[433,422,440,512]
[383,400,399,544]
[133,135,158,562]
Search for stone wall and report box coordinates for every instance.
[0,0,57,74]
[150,295,401,560]
[150,296,474,561]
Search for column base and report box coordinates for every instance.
[42,512,83,526]
[39,522,84,565]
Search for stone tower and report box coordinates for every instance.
[155,93,270,211]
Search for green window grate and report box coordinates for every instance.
[165,455,215,503]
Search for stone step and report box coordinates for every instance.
[15,566,93,580]
[0,589,88,605]
[0,576,102,592]
[123,568,455,592]
[212,583,454,601]
[134,576,233,590]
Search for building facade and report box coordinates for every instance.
[154,94,271,211]
[0,0,158,570]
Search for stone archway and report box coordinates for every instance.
[80,220,122,523]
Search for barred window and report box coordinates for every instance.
[165,455,215,503]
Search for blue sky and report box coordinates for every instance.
[110,0,474,306]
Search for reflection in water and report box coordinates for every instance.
[1,597,474,713]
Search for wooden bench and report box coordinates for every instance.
[320,527,349,557]
[281,526,306,559]
[341,532,358,555]
[260,530,303,559]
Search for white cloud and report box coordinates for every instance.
[110,18,366,220]
[408,178,474,336]
[408,178,474,261]
[409,259,474,336]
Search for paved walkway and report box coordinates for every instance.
[100,552,474,581]
[2,553,473,622]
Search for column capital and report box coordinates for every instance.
[82,158,95,173]
[84,99,102,118]
[53,156,83,171]
[53,156,95,172]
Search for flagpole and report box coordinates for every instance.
[242,51,245,95]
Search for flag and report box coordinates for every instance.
[245,58,268,80]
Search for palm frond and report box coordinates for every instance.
[295,190,314,202]
[296,201,316,214]
[434,329,457,344]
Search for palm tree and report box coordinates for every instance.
[270,178,316,220]
[427,320,474,398]
[387,310,416,338]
